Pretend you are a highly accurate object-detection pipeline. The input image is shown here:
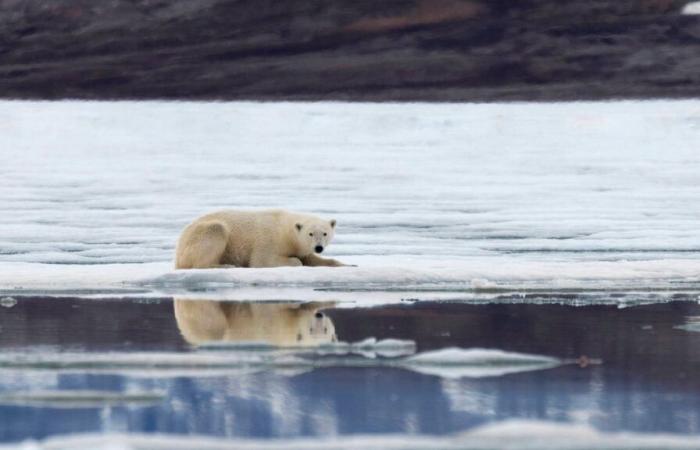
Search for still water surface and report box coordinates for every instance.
[1,296,699,444]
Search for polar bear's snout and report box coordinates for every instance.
[315,245,324,253]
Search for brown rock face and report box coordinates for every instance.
[0,0,699,101]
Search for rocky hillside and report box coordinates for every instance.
[1,0,699,101]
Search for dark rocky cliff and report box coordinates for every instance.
[1,0,699,101]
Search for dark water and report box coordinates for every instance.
[1,296,700,443]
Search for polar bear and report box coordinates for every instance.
[175,209,348,269]
[173,299,338,347]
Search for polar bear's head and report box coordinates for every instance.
[295,309,337,346]
[295,218,336,255]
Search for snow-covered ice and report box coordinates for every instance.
[0,390,164,408]
[0,345,561,379]
[683,2,700,14]
[402,348,561,378]
[6,421,700,450]
[1,100,699,296]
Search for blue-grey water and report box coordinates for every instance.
[1,296,700,445]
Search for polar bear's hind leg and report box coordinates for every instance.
[175,221,229,269]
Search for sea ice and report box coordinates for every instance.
[1,100,699,298]
[5,420,700,449]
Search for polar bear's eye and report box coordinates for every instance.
[309,232,313,237]
[323,232,327,236]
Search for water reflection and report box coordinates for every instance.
[1,298,700,442]
[675,315,700,333]
[174,299,337,347]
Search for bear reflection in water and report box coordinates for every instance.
[174,299,337,347]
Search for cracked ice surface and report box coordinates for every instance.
[1,100,699,295]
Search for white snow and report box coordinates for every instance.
[405,348,559,365]
[0,258,697,303]
[6,421,700,449]
[1,100,699,297]
[0,296,17,308]
[0,345,562,379]
[675,316,700,333]
[402,347,561,378]
[682,2,700,14]
[316,337,417,358]
[0,390,165,408]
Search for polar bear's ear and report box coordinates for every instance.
[330,219,336,228]
[295,223,303,232]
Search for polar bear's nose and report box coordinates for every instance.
[315,312,324,319]
[315,245,324,253]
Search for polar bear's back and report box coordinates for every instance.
[175,209,297,268]
[175,208,333,269]
[174,300,337,347]
[196,209,286,232]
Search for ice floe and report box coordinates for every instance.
[0,345,562,379]
[5,420,700,449]
[1,100,699,301]
[401,348,561,378]
[682,2,700,14]
[0,390,165,408]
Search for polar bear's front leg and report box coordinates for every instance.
[277,256,303,267]
[250,253,303,268]
[300,254,346,267]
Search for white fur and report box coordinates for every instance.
[175,209,345,268]
[683,2,700,14]
[174,300,337,347]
